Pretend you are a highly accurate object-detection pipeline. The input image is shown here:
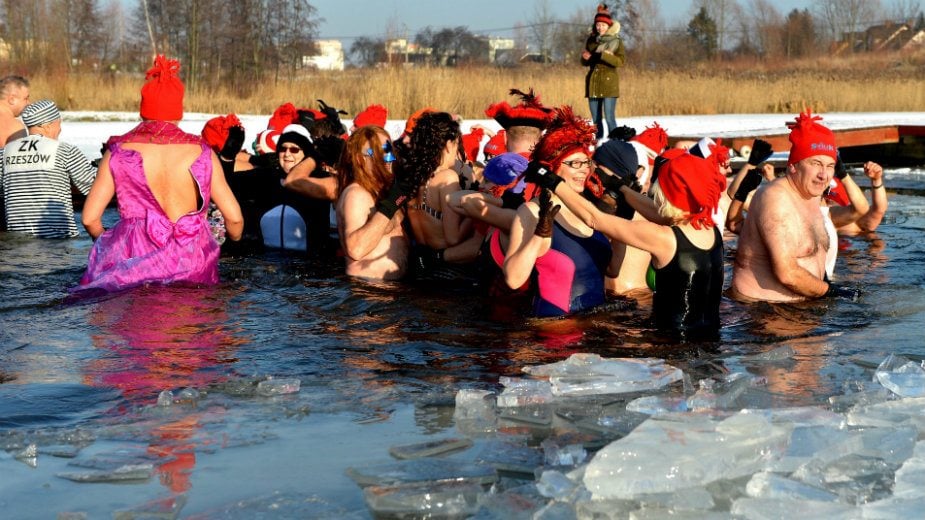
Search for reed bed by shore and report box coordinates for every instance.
[31,54,925,120]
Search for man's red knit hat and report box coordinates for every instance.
[483,130,507,158]
[485,88,554,130]
[787,108,837,165]
[201,113,242,154]
[353,104,388,129]
[656,153,725,230]
[140,55,184,121]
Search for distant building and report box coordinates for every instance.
[834,21,925,54]
[302,40,345,71]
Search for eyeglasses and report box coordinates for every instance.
[366,141,396,163]
[279,145,302,155]
[561,159,592,169]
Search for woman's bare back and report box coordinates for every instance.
[123,142,204,222]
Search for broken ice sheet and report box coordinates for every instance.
[363,481,483,518]
[499,405,553,426]
[56,463,154,483]
[745,471,839,502]
[741,345,795,363]
[475,439,544,477]
[472,482,549,519]
[730,497,856,519]
[523,354,683,397]
[345,458,497,488]
[454,388,497,436]
[892,441,925,499]
[188,491,367,519]
[583,411,790,500]
[388,437,474,460]
[497,377,554,407]
[846,396,925,431]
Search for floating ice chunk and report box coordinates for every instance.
[175,387,200,403]
[626,395,689,415]
[541,438,586,467]
[846,397,925,431]
[56,463,154,483]
[766,425,850,473]
[497,377,554,407]
[345,458,497,488]
[454,389,497,435]
[473,483,548,519]
[533,501,577,520]
[112,494,187,520]
[256,377,301,396]
[828,387,893,413]
[536,469,578,500]
[156,390,174,407]
[874,354,925,397]
[729,497,856,519]
[388,437,473,460]
[363,481,483,518]
[499,405,553,426]
[687,373,762,412]
[475,440,544,477]
[742,345,796,363]
[583,411,789,499]
[523,354,683,397]
[745,471,839,502]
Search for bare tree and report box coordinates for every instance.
[528,0,555,58]
[746,0,784,58]
[813,0,882,46]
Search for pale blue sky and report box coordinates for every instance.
[311,0,816,41]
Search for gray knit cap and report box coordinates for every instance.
[21,100,60,127]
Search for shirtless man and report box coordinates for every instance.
[731,109,854,302]
[0,76,30,145]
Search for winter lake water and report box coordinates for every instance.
[1,113,925,518]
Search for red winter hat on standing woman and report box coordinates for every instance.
[140,55,184,121]
[787,108,837,165]
[201,113,242,154]
[594,4,613,26]
[656,153,725,230]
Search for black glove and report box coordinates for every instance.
[733,169,763,202]
[376,170,416,219]
[748,139,773,166]
[534,188,560,239]
[825,282,859,302]
[501,190,525,210]
[599,169,641,195]
[523,161,561,192]
[411,244,445,273]
[834,156,848,180]
[607,125,637,142]
[220,125,245,162]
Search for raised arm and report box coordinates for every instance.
[856,161,887,232]
[503,201,549,289]
[828,173,869,228]
[283,157,338,201]
[209,153,244,242]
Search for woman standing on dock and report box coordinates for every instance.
[581,4,625,140]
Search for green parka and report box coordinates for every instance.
[581,22,626,99]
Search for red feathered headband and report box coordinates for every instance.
[485,88,554,130]
[656,153,725,230]
[140,55,184,121]
[531,106,596,172]
[787,108,837,165]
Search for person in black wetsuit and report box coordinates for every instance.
[528,151,725,339]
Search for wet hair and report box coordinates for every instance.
[650,180,688,223]
[0,75,28,96]
[506,125,542,151]
[310,117,346,140]
[394,111,460,196]
[337,126,392,199]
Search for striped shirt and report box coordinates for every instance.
[0,135,96,238]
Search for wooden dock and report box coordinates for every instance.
[669,124,925,167]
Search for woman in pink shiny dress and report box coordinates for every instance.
[76,56,243,293]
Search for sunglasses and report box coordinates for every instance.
[366,141,396,163]
[279,145,302,154]
[562,159,592,169]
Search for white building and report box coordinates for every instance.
[302,39,345,71]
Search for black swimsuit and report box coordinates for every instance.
[653,226,724,340]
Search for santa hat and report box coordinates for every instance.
[483,129,507,158]
[824,177,851,206]
[594,4,613,26]
[656,153,725,229]
[201,113,242,154]
[353,104,388,129]
[278,124,313,153]
[631,122,668,157]
[460,127,485,163]
[254,129,281,154]
[531,106,596,172]
[787,108,837,165]
[140,55,184,121]
[268,103,300,130]
[484,88,554,130]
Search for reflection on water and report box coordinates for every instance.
[1,167,925,516]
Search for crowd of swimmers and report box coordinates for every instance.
[0,56,889,341]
